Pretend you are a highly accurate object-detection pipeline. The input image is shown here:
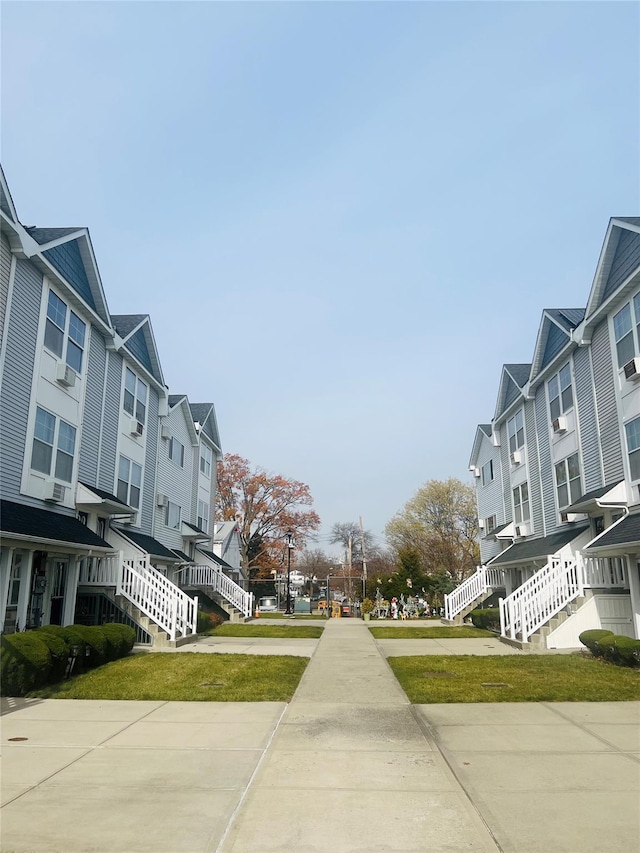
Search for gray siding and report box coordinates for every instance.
[98,351,121,493]
[499,424,512,524]
[154,403,195,549]
[574,344,603,491]
[540,323,569,371]
[0,260,43,506]
[140,387,159,534]
[0,233,12,345]
[524,399,543,535]
[475,434,503,564]
[534,385,555,534]
[602,228,640,303]
[78,327,107,485]
[503,377,520,410]
[591,320,624,484]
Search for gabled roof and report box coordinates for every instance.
[566,481,625,513]
[111,314,165,386]
[469,423,494,469]
[1,500,112,549]
[167,395,199,445]
[172,549,193,562]
[77,482,133,514]
[190,403,222,452]
[197,548,234,570]
[112,528,179,561]
[584,512,640,552]
[584,218,640,326]
[489,525,588,566]
[494,364,531,422]
[0,165,18,220]
[212,521,239,544]
[530,309,585,386]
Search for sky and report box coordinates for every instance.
[2,1,639,557]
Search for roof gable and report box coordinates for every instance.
[0,165,18,221]
[585,218,640,322]
[42,238,95,309]
[469,423,493,468]
[494,364,530,421]
[111,314,165,385]
[168,394,199,444]
[190,403,222,452]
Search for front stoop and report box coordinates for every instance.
[499,594,588,651]
[442,586,502,625]
[114,594,196,648]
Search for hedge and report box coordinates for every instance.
[0,623,135,697]
[470,608,501,631]
[579,629,640,667]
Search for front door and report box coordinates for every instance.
[49,559,68,625]
[27,551,47,629]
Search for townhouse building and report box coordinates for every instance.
[0,166,253,644]
[446,217,640,649]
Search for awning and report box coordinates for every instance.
[181,521,209,541]
[172,549,193,562]
[113,528,180,561]
[1,499,112,550]
[566,481,626,514]
[76,482,134,515]
[584,513,640,554]
[485,521,514,541]
[489,525,589,567]
[196,547,234,571]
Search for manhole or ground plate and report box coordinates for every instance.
[481,683,511,688]
[422,672,457,679]
[8,737,29,742]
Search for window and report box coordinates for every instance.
[481,460,494,486]
[555,452,581,510]
[43,290,86,373]
[507,410,524,454]
[116,455,142,508]
[169,437,184,467]
[513,482,530,524]
[625,416,640,480]
[8,554,23,607]
[200,445,212,477]
[197,500,209,533]
[123,367,148,424]
[613,295,640,369]
[78,511,88,526]
[548,363,573,422]
[166,501,181,530]
[486,515,497,533]
[31,407,76,482]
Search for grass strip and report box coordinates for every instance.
[388,654,640,703]
[209,624,323,639]
[369,626,494,639]
[31,653,308,702]
[254,613,327,620]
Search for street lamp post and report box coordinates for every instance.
[284,529,295,615]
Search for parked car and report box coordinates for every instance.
[258,596,278,612]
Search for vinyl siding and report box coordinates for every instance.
[42,240,95,309]
[602,228,640,303]
[0,233,12,345]
[98,351,121,493]
[525,399,543,535]
[574,344,603,492]
[591,320,624,484]
[77,326,107,485]
[499,424,512,524]
[140,386,159,535]
[475,435,503,563]
[534,385,555,534]
[154,402,193,549]
[540,323,570,371]
[503,377,520,410]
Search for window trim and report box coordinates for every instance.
[197,499,209,533]
[43,289,87,374]
[481,459,494,487]
[123,367,148,425]
[166,501,181,530]
[512,482,530,524]
[554,452,582,512]
[625,416,640,481]
[30,406,77,483]
[547,362,573,423]
[200,445,212,478]
[507,409,525,454]
[169,437,185,467]
[116,454,142,509]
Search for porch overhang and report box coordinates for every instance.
[112,527,181,562]
[583,512,640,556]
[76,482,135,516]
[196,548,234,571]
[488,525,589,569]
[181,521,210,542]
[0,499,112,552]
[565,481,626,514]
[486,521,515,541]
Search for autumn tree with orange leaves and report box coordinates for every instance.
[215,453,321,580]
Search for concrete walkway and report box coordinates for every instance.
[1,619,639,852]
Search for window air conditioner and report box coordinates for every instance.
[56,362,76,388]
[130,419,144,437]
[44,479,66,502]
[161,425,171,440]
[123,512,137,526]
[552,416,567,434]
[510,450,522,465]
[473,467,480,477]
[156,493,168,508]
[478,519,485,530]
[515,522,530,537]
[624,357,640,381]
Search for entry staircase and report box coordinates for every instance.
[178,564,254,623]
[443,566,505,623]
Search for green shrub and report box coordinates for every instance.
[579,629,614,658]
[197,610,213,632]
[70,625,108,668]
[470,608,500,631]
[598,634,640,667]
[361,598,374,615]
[0,633,52,696]
[39,625,88,672]
[32,628,70,683]
[102,623,135,655]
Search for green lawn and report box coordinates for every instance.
[31,653,308,702]
[209,623,324,639]
[387,654,640,703]
[254,613,327,621]
[368,626,494,639]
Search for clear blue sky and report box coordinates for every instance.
[2,1,638,555]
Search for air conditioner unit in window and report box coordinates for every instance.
[473,467,480,477]
[624,357,640,381]
[123,512,137,526]
[510,450,522,465]
[130,419,144,437]
[156,493,168,508]
[478,519,485,530]
[160,425,171,440]
[515,522,530,537]
[44,479,66,502]
[56,362,76,388]
[552,416,568,434]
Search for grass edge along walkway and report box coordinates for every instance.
[207,623,323,639]
[388,653,640,703]
[368,625,494,639]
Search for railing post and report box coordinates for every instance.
[193,595,199,635]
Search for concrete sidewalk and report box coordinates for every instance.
[1,620,639,853]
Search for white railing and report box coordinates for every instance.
[499,555,582,643]
[183,564,254,619]
[582,555,628,589]
[78,553,121,586]
[117,558,198,642]
[444,565,505,621]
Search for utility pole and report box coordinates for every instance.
[347,534,353,600]
[359,516,367,600]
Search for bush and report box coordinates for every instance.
[470,608,500,631]
[579,629,614,658]
[598,634,640,667]
[32,629,70,683]
[197,610,213,632]
[102,623,135,655]
[0,633,52,696]
[361,598,374,615]
[70,625,108,668]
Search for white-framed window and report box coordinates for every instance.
[169,437,184,467]
[481,460,494,486]
[555,452,581,510]
[200,445,212,477]
[8,553,24,607]
[31,406,76,482]
[123,367,148,424]
[513,482,530,524]
[117,455,142,508]
[507,410,525,454]
[548,362,573,422]
[43,290,87,374]
[613,293,640,368]
[486,515,497,533]
[166,501,181,530]
[197,499,209,533]
[625,416,640,480]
